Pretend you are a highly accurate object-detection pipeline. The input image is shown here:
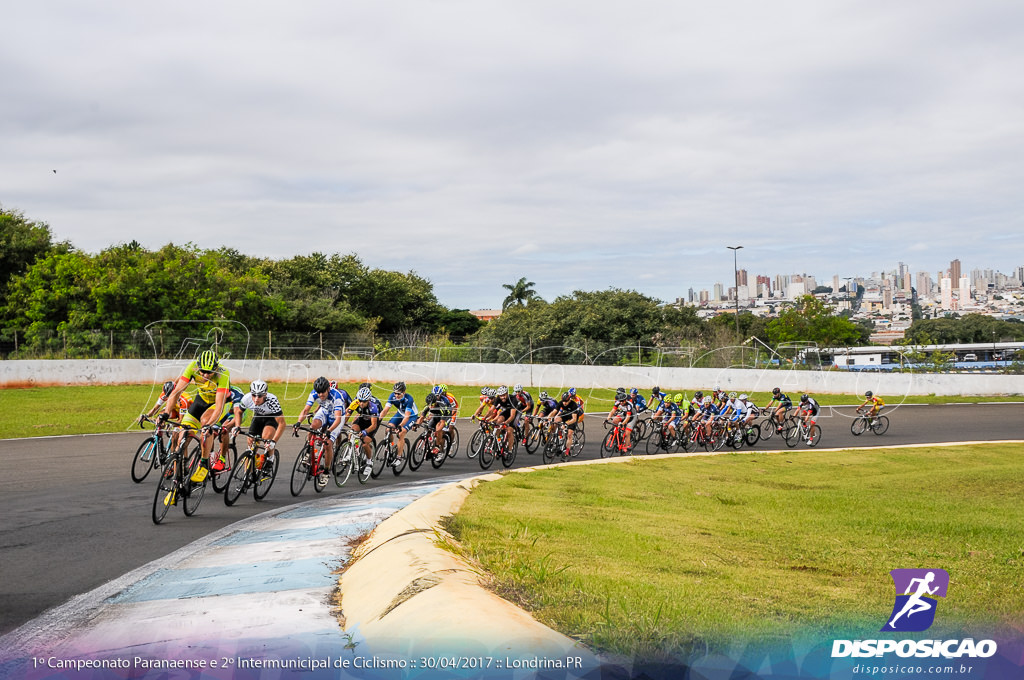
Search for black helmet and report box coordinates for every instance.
[615,389,627,401]
[772,387,781,396]
[865,390,873,397]
[694,390,703,399]
[313,376,330,393]
[394,381,406,392]
[652,386,661,395]
[560,391,571,402]
[359,382,371,389]
[425,393,437,405]
[800,394,809,402]
[162,380,175,396]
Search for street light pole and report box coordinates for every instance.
[727,246,743,345]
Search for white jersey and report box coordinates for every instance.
[238,392,284,417]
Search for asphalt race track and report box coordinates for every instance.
[1,402,1020,636]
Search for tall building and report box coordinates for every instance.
[713,282,724,302]
[688,287,696,303]
[737,269,748,287]
[959,276,971,305]
[883,286,893,309]
[941,277,953,309]
[757,275,772,296]
[916,271,932,297]
[903,271,912,293]
[832,275,840,294]
[1017,266,1024,285]
[950,259,962,284]
[700,289,710,304]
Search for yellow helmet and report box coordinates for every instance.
[674,393,684,403]
[198,350,218,371]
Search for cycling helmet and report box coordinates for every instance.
[480,387,489,395]
[568,387,577,396]
[330,380,338,389]
[359,382,371,390]
[615,389,627,402]
[394,381,406,392]
[772,387,781,396]
[728,391,737,399]
[313,376,330,393]
[865,390,873,398]
[162,380,175,396]
[560,391,571,401]
[485,387,496,398]
[713,384,721,392]
[356,387,372,401]
[630,388,638,396]
[694,390,703,399]
[513,383,523,393]
[652,386,662,395]
[674,393,683,403]
[540,391,549,400]
[198,350,218,372]
[439,384,449,394]
[496,385,508,396]
[664,394,674,404]
[738,393,748,401]
[703,396,712,405]
[800,394,809,403]
[250,380,268,396]
[431,385,444,395]
[424,393,437,406]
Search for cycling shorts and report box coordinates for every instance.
[389,412,414,431]
[249,415,279,436]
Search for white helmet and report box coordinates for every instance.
[703,396,712,405]
[250,380,268,396]
[356,387,372,401]
[738,393,748,401]
[513,383,523,393]
[496,385,508,396]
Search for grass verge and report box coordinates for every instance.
[445,444,1024,659]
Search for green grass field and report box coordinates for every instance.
[0,382,1019,440]
[445,444,1024,659]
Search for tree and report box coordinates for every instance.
[766,295,863,347]
[501,277,539,310]
[0,206,67,302]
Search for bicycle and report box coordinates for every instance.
[208,428,238,495]
[851,409,889,436]
[478,423,517,469]
[133,414,180,483]
[541,420,585,464]
[783,415,822,448]
[224,434,279,506]
[290,421,334,496]
[601,419,636,457]
[645,417,681,455]
[371,424,409,478]
[410,424,452,471]
[151,424,215,525]
[332,426,372,486]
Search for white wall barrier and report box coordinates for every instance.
[1,359,1023,396]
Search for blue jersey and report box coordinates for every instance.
[386,391,418,417]
[632,394,648,413]
[306,387,348,414]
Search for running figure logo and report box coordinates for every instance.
[881,568,950,632]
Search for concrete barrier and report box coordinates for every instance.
[1,358,1023,396]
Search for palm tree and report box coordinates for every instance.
[501,277,538,310]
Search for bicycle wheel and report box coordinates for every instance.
[646,431,665,455]
[524,426,541,454]
[447,426,460,458]
[224,452,252,506]
[600,430,615,458]
[479,434,496,469]
[370,441,389,479]
[806,424,822,447]
[211,443,237,494]
[850,416,868,436]
[131,437,158,483]
[253,451,278,500]
[409,434,427,471]
[313,444,329,492]
[500,435,517,468]
[468,429,484,458]
[290,444,311,496]
[542,432,558,464]
[333,441,353,486]
[151,458,178,525]
[743,422,761,447]
[430,434,449,469]
[570,428,585,456]
[392,440,409,476]
[783,418,801,448]
[182,443,206,517]
[356,448,373,484]
[871,416,889,435]
[760,418,777,441]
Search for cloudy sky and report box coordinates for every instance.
[3,1,1023,309]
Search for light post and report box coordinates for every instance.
[727,246,743,345]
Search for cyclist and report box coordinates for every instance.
[858,390,885,419]
[346,386,381,470]
[231,380,286,468]
[472,387,495,421]
[512,384,534,442]
[797,394,821,431]
[295,376,348,486]
[736,394,758,429]
[648,386,667,413]
[162,350,232,482]
[379,381,417,466]
[765,387,793,433]
[144,380,192,420]
[555,390,583,458]
[605,388,637,453]
[439,384,460,447]
[417,391,455,456]
[661,394,684,444]
[485,385,517,445]
[699,395,720,440]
